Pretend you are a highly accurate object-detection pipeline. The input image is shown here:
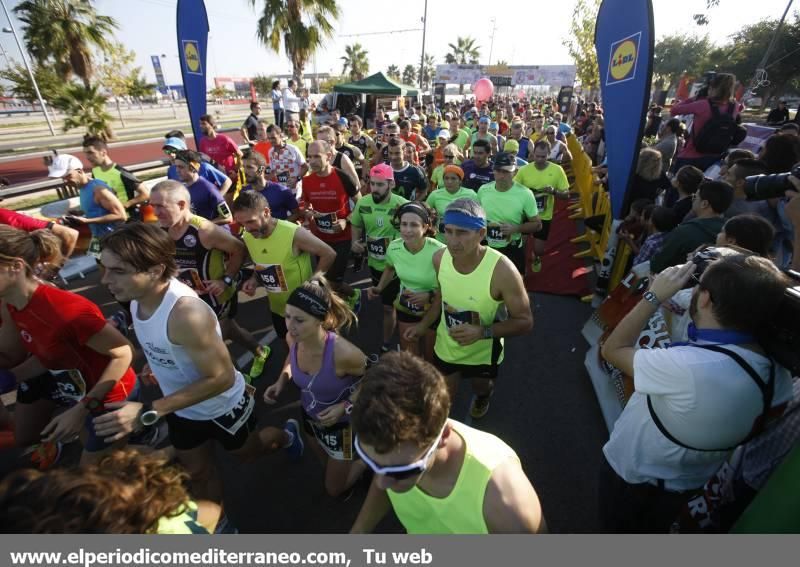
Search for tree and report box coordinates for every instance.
[251,74,274,98]
[386,65,401,80]
[341,43,369,81]
[51,83,113,140]
[420,54,436,90]
[653,34,712,93]
[14,0,119,87]
[127,73,156,113]
[318,75,345,93]
[445,36,480,94]
[693,0,720,26]
[0,61,64,103]
[495,59,509,67]
[561,0,600,96]
[249,0,340,87]
[402,65,417,86]
[96,42,137,127]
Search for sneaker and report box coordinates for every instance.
[28,441,62,471]
[469,394,492,419]
[284,419,304,460]
[347,288,362,315]
[247,345,271,382]
[531,256,542,273]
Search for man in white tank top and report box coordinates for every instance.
[93,223,304,518]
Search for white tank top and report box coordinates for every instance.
[131,278,245,420]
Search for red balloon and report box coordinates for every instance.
[518,89,527,100]
[473,78,494,102]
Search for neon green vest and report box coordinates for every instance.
[388,420,518,534]
[434,247,504,366]
[242,220,312,316]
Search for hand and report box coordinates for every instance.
[92,401,144,443]
[351,240,366,255]
[402,323,426,342]
[138,363,157,387]
[404,290,431,307]
[448,324,483,346]
[499,223,517,237]
[242,276,259,297]
[649,262,697,303]
[41,404,87,444]
[366,286,382,301]
[203,279,226,296]
[263,381,283,405]
[316,403,346,428]
[331,219,347,233]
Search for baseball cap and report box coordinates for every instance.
[163,137,188,151]
[437,129,451,139]
[503,139,520,154]
[337,117,348,127]
[369,163,394,181]
[444,112,453,119]
[478,116,490,124]
[47,153,84,177]
[410,114,420,120]
[493,152,517,172]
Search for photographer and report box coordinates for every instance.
[670,73,743,173]
[599,255,794,532]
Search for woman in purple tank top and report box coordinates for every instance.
[263,275,369,497]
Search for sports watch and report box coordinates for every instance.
[482,326,494,339]
[139,402,160,427]
[222,275,235,287]
[81,396,105,415]
[642,290,661,306]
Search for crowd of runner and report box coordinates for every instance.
[0,78,799,533]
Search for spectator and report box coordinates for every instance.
[722,158,769,218]
[667,165,705,221]
[649,180,734,273]
[651,118,681,174]
[240,101,261,146]
[766,100,790,126]
[718,148,757,180]
[282,79,301,124]
[631,206,678,266]
[271,79,284,127]
[643,105,663,138]
[716,214,775,257]
[758,134,800,173]
[778,122,800,137]
[625,148,670,215]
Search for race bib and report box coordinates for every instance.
[534,193,548,211]
[316,212,338,234]
[276,171,290,184]
[177,268,205,291]
[212,390,255,436]
[367,237,387,261]
[48,369,87,404]
[254,263,289,293]
[443,302,480,329]
[307,419,354,460]
[486,224,508,247]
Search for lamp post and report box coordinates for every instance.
[418,0,428,91]
[0,2,55,136]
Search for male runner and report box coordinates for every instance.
[173,151,232,225]
[399,119,431,156]
[233,190,336,342]
[82,136,150,219]
[404,199,533,418]
[315,126,360,188]
[0,207,78,258]
[95,223,303,515]
[164,136,233,196]
[240,101,261,147]
[350,351,545,533]
[148,180,269,381]
[387,138,428,201]
[267,125,308,195]
[460,139,495,191]
[198,114,243,179]
[334,125,368,185]
[348,115,378,163]
[242,151,300,222]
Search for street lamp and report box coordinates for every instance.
[0,4,55,136]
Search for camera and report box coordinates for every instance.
[744,163,800,201]
[695,71,717,99]
[761,269,800,376]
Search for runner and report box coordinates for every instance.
[348,115,378,165]
[399,119,431,156]
[251,120,273,164]
[0,207,78,259]
[315,125,360,188]
[242,151,300,222]
[372,122,400,166]
[351,163,408,353]
[47,154,126,259]
[285,119,308,157]
[267,125,308,196]
[514,140,570,272]
[233,190,336,342]
[544,126,571,164]
[387,138,428,201]
[172,151,232,225]
[164,137,233,196]
[403,199,533,418]
[425,165,478,243]
[82,136,150,220]
[0,226,136,465]
[369,202,444,359]
[477,152,542,274]
[465,116,499,157]
[263,276,368,497]
[148,180,269,382]
[240,101,262,147]
[95,223,303,525]
[334,124,368,185]
[198,114,243,179]
[460,140,495,191]
[350,351,546,533]
[507,120,532,162]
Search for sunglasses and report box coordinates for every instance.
[354,425,445,480]
[443,154,456,159]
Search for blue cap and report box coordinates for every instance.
[337,117,348,126]
[489,122,499,130]
[163,137,187,151]
[478,115,490,123]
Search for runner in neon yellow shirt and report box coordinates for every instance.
[430,144,463,191]
[426,165,478,243]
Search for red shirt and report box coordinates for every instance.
[0,208,51,232]
[199,134,240,176]
[301,168,357,243]
[5,285,135,403]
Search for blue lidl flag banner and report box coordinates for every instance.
[595,0,654,219]
[176,0,209,149]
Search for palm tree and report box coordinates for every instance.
[445,36,481,94]
[341,43,369,81]
[127,73,156,113]
[14,0,119,87]
[421,54,436,89]
[402,65,417,86]
[386,65,401,80]
[496,59,509,67]
[249,0,340,86]
[51,83,114,140]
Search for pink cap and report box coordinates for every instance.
[369,163,394,181]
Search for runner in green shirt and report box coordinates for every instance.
[368,201,444,360]
[352,164,408,352]
[426,165,478,243]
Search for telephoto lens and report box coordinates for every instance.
[744,163,800,201]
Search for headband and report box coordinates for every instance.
[443,210,486,231]
[443,165,464,180]
[286,287,329,319]
[396,202,430,225]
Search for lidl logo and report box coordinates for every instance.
[182,40,202,75]
[606,32,641,86]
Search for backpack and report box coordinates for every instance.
[693,100,747,155]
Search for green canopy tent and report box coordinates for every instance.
[333,71,419,97]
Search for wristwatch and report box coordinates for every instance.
[222,275,235,287]
[343,400,354,415]
[642,290,661,306]
[81,396,105,415]
[482,325,494,339]
[139,402,160,427]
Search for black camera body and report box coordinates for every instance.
[762,269,800,376]
[744,163,800,201]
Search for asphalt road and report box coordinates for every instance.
[0,264,607,534]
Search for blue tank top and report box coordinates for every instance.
[290,331,359,422]
[80,179,118,237]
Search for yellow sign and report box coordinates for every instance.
[608,38,637,82]
[183,40,202,75]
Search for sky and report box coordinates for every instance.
[0,0,796,87]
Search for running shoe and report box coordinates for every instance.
[531,257,543,273]
[347,288,362,315]
[28,441,62,471]
[284,418,304,461]
[469,394,492,419]
[246,346,272,383]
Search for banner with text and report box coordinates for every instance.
[434,65,576,87]
[594,0,654,218]
[176,0,209,149]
